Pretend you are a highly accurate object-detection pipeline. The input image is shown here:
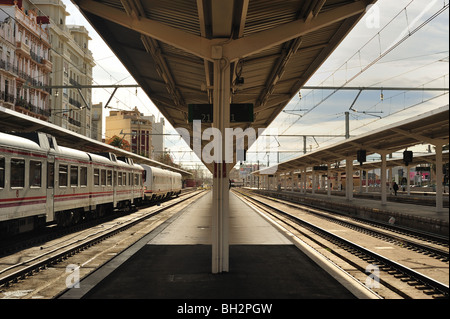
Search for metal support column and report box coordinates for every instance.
[435,143,444,212]
[359,169,363,194]
[345,156,353,200]
[312,170,316,194]
[365,169,369,193]
[381,153,387,205]
[327,164,331,197]
[211,58,230,274]
[406,165,411,195]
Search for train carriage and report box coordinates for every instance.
[0,131,168,237]
[53,145,94,226]
[0,132,50,234]
[141,164,181,202]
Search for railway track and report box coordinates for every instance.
[233,189,449,299]
[0,190,207,299]
[246,191,448,261]
[0,188,199,257]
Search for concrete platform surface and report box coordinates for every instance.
[59,191,362,299]
[79,245,356,299]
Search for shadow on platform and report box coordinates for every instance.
[82,244,356,299]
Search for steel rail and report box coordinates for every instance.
[0,190,206,288]
[249,191,449,261]
[234,189,449,298]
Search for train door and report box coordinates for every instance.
[113,169,117,207]
[46,156,55,223]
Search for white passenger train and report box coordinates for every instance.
[141,165,182,202]
[0,131,182,236]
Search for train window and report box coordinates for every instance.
[94,168,100,186]
[80,167,87,186]
[107,170,112,186]
[59,165,68,187]
[123,172,127,186]
[47,163,54,188]
[70,166,78,187]
[47,136,55,149]
[129,173,132,186]
[30,161,42,187]
[134,174,139,186]
[118,171,122,186]
[101,169,106,186]
[0,157,4,189]
[11,158,25,188]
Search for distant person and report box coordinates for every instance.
[393,182,399,196]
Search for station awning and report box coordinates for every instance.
[72,0,377,171]
[253,105,449,175]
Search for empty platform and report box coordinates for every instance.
[59,191,374,299]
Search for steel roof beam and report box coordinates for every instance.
[389,128,447,146]
[223,0,369,61]
[78,0,369,63]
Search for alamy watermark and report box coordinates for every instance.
[66,264,80,289]
[365,4,380,29]
[176,120,279,174]
[365,264,380,288]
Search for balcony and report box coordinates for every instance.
[0,91,15,105]
[0,59,18,76]
[41,58,53,72]
[68,117,81,127]
[16,41,31,57]
[14,98,50,121]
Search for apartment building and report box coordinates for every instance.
[32,0,96,138]
[142,114,165,159]
[105,107,153,158]
[0,0,99,140]
[0,0,52,120]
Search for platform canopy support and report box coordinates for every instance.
[211,57,231,274]
[435,143,444,212]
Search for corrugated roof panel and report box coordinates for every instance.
[142,0,201,36]
[244,0,304,36]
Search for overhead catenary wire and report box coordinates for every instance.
[279,1,449,136]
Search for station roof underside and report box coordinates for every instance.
[253,105,449,175]
[71,0,377,171]
[0,106,191,176]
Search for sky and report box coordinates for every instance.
[61,0,449,171]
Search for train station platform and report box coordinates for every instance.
[250,188,449,236]
[58,191,377,300]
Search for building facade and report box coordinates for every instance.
[105,107,153,158]
[32,0,96,139]
[0,0,99,140]
[142,114,164,159]
[91,101,103,141]
[0,0,52,120]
